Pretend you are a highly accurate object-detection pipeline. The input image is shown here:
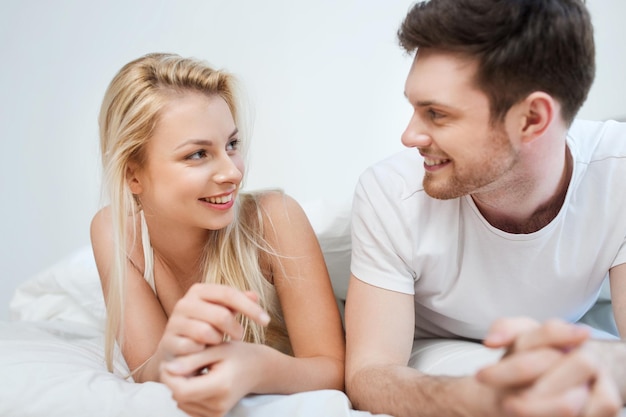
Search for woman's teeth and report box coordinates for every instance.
[205,194,233,204]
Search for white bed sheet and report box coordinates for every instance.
[3,208,623,416]
[1,246,387,417]
[0,319,368,417]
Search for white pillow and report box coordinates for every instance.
[10,246,105,327]
[301,200,352,304]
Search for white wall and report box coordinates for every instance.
[581,1,626,121]
[1,0,624,319]
[0,0,414,318]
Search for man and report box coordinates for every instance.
[344,1,626,416]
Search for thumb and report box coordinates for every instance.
[483,316,539,348]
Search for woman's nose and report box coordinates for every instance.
[212,154,243,184]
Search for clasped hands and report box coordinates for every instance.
[477,317,622,417]
[156,283,271,417]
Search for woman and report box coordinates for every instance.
[90,52,345,417]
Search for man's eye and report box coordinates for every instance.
[186,150,207,160]
[427,109,444,120]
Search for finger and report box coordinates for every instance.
[172,298,246,341]
[180,399,228,417]
[175,402,207,417]
[483,317,540,348]
[527,349,597,396]
[162,367,208,400]
[244,291,259,303]
[583,371,622,417]
[512,319,590,353]
[190,284,270,327]
[167,312,236,346]
[162,333,206,359]
[503,385,589,417]
[179,399,228,417]
[164,359,240,417]
[163,367,228,416]
[477,348,562,389]
[164,344,226,376]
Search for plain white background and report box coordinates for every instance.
[1,1,625,319]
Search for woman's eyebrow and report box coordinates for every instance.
[175,128,239,150]
[175,139,214,150]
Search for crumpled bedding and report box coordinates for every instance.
[3,215,622,416]
[0,246,386,417]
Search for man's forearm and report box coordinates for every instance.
[347,364,496,417]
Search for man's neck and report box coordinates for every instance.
[472,144,573,234]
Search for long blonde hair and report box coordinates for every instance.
[98,53,287,372]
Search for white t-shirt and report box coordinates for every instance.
[351,119,626,340]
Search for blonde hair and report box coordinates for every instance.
[98,53,288,372]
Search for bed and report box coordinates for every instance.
[0,202,388,417]
[0,202,620,416]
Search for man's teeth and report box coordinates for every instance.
[424,158,448,166]
[205,194,233,204]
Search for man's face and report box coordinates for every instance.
[401,48,520,200]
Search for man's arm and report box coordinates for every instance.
[345,275,497,417]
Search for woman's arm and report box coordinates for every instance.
[90,207,170,381]
[90,207,269,383]
[254,191,346,392]
[159,193,346,417]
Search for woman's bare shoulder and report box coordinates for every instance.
[254,190,304,220]
[90,207,145,278]
[90,206,113,252]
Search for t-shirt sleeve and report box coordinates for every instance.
[350,168,416,295]
[612,238,626,268]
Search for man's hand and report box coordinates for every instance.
[476,317,622,417]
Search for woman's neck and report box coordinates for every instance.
[142,216,209,281]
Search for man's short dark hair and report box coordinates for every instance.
[398,0,595,125]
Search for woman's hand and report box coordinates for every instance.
[156,284,270,368]
[160,341,264,417]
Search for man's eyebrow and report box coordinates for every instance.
[403,93,449,109]
[416,100,443,107]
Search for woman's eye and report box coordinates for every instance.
[186,150,207,160]
[226,139,240,152]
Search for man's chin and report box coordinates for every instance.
[423,183,465,200]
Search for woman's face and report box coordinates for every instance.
[129,91,244,232]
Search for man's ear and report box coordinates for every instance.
[126,162,143,195]
[517,92,555,143]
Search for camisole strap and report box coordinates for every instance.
[139,211,157,295]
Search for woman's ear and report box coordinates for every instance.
[518,92,555,143]
[126,162,143,195]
